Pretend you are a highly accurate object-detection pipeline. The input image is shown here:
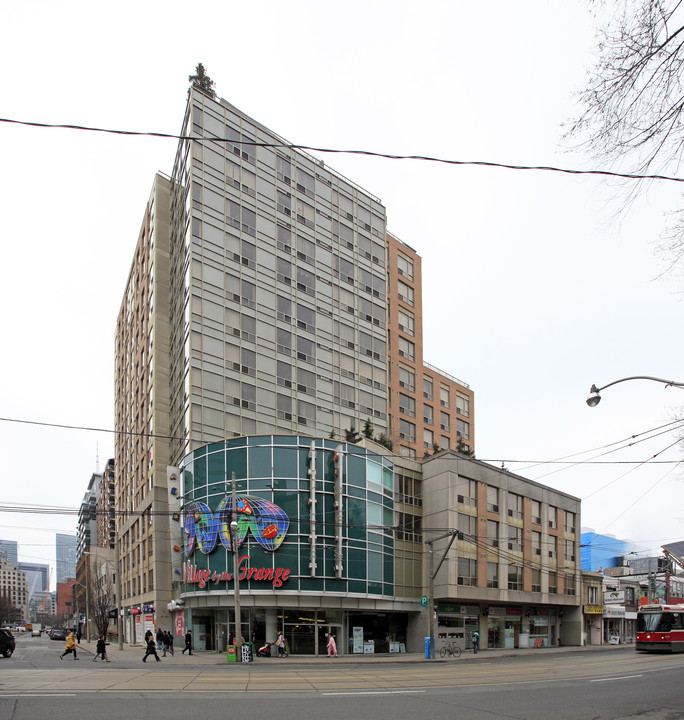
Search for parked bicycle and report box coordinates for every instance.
[439,641,462,659]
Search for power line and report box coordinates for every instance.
[2,116,684,184]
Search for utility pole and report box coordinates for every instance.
[115,534,123,650]
[426,530,461,660]
[230,472,242,662]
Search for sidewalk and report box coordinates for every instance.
[77,640,634,665]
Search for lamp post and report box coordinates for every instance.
[586,376,684,407]
[228,472,242,662]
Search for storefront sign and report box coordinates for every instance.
[584,605,604,614]
[603,605,625,618]
[183,557,291,588]
[605,590,624,603]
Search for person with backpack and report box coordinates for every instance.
[472,630,480,654]
[59,631,79,660]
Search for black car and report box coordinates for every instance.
[49,629,67,641]
[0,629,15,658]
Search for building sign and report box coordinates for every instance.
[584,605,604,614]
[604,605,626,618]
[605,590,624,604]
[184,495,289,555]
[183,557,291,589]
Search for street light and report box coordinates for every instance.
[586,376,684,407]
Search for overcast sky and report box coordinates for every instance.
[3,0,684,584]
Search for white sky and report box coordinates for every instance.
[3,0,684,585]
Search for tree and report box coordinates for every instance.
[362,418,374,439]
[456,438,474,457]
[376,432,394,452]
[188,63,216,98]
[567,1,684,280]
[88,569,116,638]
[344,426,361,443]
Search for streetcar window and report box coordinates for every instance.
[637,613,661,632]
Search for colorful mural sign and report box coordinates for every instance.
[183,557,291,588]
[184,495,289,555]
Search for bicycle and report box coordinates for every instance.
[439,642,462,659]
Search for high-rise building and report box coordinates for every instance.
[0,557,29,623]
[115,87,481,646]
[97,458,116,549]
[386,233,474,458]
[55,533,77,585]
[0,539,18,566]
[77,472,102,559]
[16,562,49,597]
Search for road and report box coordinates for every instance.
[2,635,684,719]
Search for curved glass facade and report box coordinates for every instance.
[179,435,395,598]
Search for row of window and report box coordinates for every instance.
[458,561,576,594]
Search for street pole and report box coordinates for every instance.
[231,472,242,662]
[115,534,123,650]
[85,557,90,643]
[426,530,460,660]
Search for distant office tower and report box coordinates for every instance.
[0,558,28,623]
[0,539,18,565]
[16,562,50,598]
[55,533,77,585]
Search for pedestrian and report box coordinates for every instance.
[76,628,82,643]
[59,631,79,660]
[156,627,166,656]
[275,630,287,658]
[142,635,161,662]
[165,630,175,656]
[182,629,192,655]
[472,630,480,654]
[326,633,338,658]
[93,634,111,662]
[145,629,152,644]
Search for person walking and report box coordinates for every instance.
[275,631,287,658]
[59,631,79,660]
[472,630,480,654]
[142,635,161,662]
[93,634,111,662]
[165,631,175,656]
[156,628,166,656]
[182,629,192,655]
[326,633,338,658]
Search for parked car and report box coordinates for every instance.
[49,629,67,641]
[0,629,15,658]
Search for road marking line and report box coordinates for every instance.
[590,675,643,683]
[322,690,426,696]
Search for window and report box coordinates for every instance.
[424,428,434,449]
[276,360,291,388]
[508,526,522,552]
[397,253,414,281]
[296,167,315,197]
[564,511,576,534]
[277,295,291,322]
[297,367,316,395]
[397,279,414,306]
[296,235,315,265]
[487,562,498,589]
[440,411,450,432]
[548,537,557,559]
[532,531,541,556]
[531,500,541,525]
[297,336,315,363]
[423,404,434,425]
[276,258,292,285]
[457,419,470,439]
[564,539,575,563]
[241,382,256,410]
[508,493,523,520]
[398,308,414,336]
[296,197,315,227]
[277,393,292,420]
[423,376,433,400]
[440,385,450,408]
[399,366,415,392]
[458,558,476,586]
[487,486,499,513]
[588,586,598,604]
[241,348,256,376]
[396,511,422,542]
[508,565,522,590]
[487,520,499,548]
[297,266,315,296]
[276,224,291,252]
[531,568,541,592]
[565,573,576,596]
[297,399,316,425]
[241,279,256,308]
[399,419,416,443]
[456,393,470,417]
[277,190,291,216]
[547,506,557,529]
[334,256,355,284]
[457,479,476,506]
[276,155,291,184]
[399,393,416,417]
[296,303,315,332]
[458,512,476,538]
[276,328,291,354]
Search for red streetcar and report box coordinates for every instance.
[636,603,684,652]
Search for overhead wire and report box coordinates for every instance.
[2,116,684,183]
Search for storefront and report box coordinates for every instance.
[437,604,479,652]
[172,435,416,654]
[603,604,625,643]
[583,604,604,646]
